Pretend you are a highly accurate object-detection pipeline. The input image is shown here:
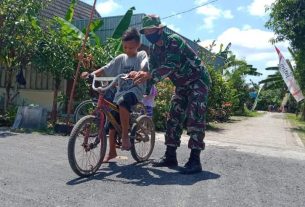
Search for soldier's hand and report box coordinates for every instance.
[133,71,152,85]
[128,71,138,79]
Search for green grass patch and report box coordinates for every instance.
[234,105,266,117]
[244,111,265,117]
[240,109,266,117]
[286,113,305,146]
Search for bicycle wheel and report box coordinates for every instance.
[130,115,155,162]
[74,100,96,123]
[68,115,107,177]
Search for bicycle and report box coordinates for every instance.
[67,74,155,177]
[73,98,97,123]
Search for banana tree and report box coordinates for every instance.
[259,67,284,90]
[223,55,262,114]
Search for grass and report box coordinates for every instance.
[243,110,265,117]
[235,109,266,118]
[286,113,305,146]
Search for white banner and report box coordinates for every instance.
[275,46,304,102]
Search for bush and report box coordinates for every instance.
[0,106,18,127]
[206,66,233,121]
[153,79,175,131]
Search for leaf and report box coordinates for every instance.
[115,40,123,53]
[112,7,135,39]
[65,0,77,22]
[90,32,101,46]
[82,19,103,33]
[259,76,282,84]
[90,19,103,32]
[265,66,279,70]
[54,16,84,40]
[30,17,40,30]
[224,42,231,52]
[219,43,223,53]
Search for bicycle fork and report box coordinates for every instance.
[82,113,105,152]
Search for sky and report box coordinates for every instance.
[80,0,290,83]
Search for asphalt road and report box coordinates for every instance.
[0,112,305,207]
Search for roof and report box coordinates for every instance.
[73,13,225,69]
[40,0,101,21]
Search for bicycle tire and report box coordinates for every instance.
[130,115,155,162]
[73,100,97,123]
[68,115,107,177]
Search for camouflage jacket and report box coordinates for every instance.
[148,31,211,89]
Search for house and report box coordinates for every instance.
[0,0,224,111]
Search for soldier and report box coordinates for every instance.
[130,14,211,174]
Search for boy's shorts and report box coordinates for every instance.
[108,92,138,129]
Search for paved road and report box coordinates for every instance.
[1,112,305,207]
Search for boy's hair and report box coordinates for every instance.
[122,28,140,42]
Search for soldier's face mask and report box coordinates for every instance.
[145,30,161,44]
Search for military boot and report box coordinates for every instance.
[152,146,178,167]
[180,149,202,174]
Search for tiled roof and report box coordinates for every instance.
[40,0,100,21]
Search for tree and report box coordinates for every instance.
[266,0,305,51]
[32,0,86,124]
[256,88,284,111]
[0,0,47,110]
[259,67,284,90]
[199,42,262,117]
[266,0,305,119]
[198,42,234,120]
[33,28,77,124]
[221,51,262,114]
[33,3,136,124]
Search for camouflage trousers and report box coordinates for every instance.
[165,79,208,150]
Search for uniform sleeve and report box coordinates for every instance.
[149,34,185,83]
[102,54,124,77]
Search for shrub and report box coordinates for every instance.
[153,79,175,131]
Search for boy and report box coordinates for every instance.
[81,28,148,162]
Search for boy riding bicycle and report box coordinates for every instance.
[81,28,148,162]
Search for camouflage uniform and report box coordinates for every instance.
[147,31,211,150]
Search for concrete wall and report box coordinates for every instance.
[0,77,67,112]
[0,88,54,111]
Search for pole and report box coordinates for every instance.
[66,0,98,124]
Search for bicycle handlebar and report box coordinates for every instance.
[91,74,128,92]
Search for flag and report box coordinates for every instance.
[275,46,304,102]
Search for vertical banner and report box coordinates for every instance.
[275,46,304,102]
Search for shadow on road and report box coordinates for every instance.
[206,117,244,133]
[66,161,220,186]
[206,124,226,132]
[0,131,17,138]
[290,127,305,134]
